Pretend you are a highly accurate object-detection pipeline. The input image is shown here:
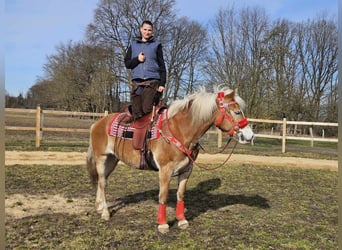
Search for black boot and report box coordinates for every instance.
[126,113,143,124]
[126,116,134,123]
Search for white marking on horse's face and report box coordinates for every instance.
[238,126,254,144]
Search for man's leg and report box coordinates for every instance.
[142,88,157,114]
[131,94,143,119]
[141,82,158,114]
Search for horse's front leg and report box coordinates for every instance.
[176,163,193,229]
[157,167,172,234]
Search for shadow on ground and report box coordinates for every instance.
[108,178,270,222]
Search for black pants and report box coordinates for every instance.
[131,80,159,119]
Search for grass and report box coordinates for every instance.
[5,163,337,249]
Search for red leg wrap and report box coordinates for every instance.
[157,204,167,225]
[176,200,185,221]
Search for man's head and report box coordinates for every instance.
[140,20,153,41]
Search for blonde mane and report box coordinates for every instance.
[167,86,246,126]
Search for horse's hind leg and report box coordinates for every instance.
[95,153,118,220]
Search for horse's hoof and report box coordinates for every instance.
[101,211,110,221]
[178,219,189,229]
[158,224,169,234]
[96,203,103,214]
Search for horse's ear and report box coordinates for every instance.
[234,88,238,95]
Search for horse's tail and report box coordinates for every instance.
[86,135,98,186]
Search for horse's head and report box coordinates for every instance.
[214,89,254,144]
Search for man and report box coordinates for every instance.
[124,20,166,121]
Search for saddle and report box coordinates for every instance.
[131,114,152,150]
[119,102,163,149]
[113,103,166,171]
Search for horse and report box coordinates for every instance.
[86,86,254,233]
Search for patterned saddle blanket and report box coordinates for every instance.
[107,111,164,144]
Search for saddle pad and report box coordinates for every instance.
[108,112,164,140]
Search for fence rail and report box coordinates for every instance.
[5,106,338,152]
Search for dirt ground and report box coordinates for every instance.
[5,151,337,220]
[5,150,338,170]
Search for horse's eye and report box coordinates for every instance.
[234,110,241,115]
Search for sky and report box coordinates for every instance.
[5,0,338,97]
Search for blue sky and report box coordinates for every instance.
[5,0,338,96]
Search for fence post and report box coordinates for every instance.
[217,129,222,148]
[35,105,41,148]
[309,127,314,147]
[282,117,286,153]
[40,112,44,139]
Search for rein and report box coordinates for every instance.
[198,136,232,154]
[160,108,192,156]
[190,139,238,171]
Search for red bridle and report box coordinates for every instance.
[215,92,249,136]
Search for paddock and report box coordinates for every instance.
[5,151,338,249]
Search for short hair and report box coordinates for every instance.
[141,20,153,29]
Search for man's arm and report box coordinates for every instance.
[124,46,140,69]
[157,44,167,87]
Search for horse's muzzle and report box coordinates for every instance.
[237,126,254,144]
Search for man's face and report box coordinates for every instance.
[140,24,153,41]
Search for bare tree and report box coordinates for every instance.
[206,6,270,117]
[163,17,207,103]
[25,2,337,124]
[86,0,176,109]
[263,19,301,120]
[204,7,237,86]
[86,0,208,107]
[28,41,115,112]
[27,79,64,109]
[205,6,337,122]
[27,0,208,111]
[296,16,338,121]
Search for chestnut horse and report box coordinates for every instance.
[86,86,254,233]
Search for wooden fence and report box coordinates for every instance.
[5,106,338,152]
[5,106,107,148]
[247,118,338,153]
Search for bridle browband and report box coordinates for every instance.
[215,91,249,136]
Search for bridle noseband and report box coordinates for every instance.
[215,92,249,136]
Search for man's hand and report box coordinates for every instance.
[157,86,165,92]
[138,52,145,62]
